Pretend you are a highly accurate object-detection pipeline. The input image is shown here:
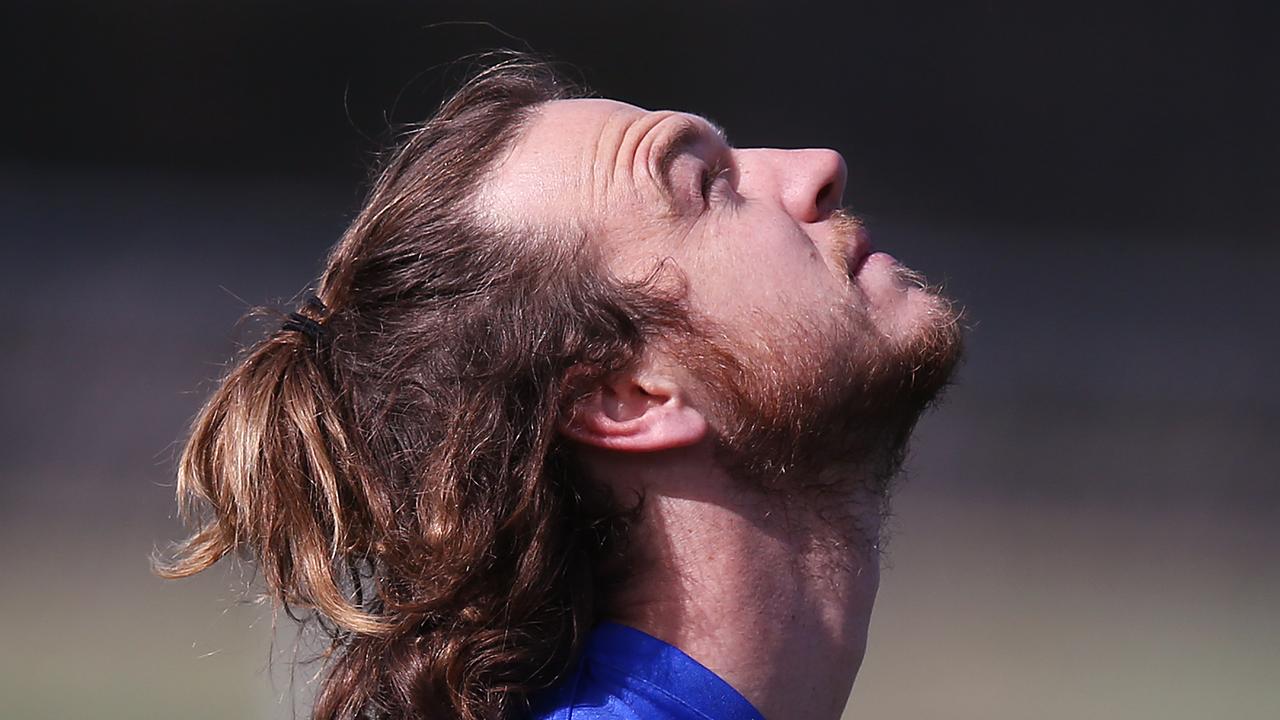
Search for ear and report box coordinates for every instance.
[560,371,708,452]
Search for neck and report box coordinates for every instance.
[604,459,882,720]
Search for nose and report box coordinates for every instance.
[740,148,847,223]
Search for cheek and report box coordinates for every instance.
[693,215,842,316]
[745,214,831,273]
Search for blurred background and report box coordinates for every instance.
[2,1,1277,718]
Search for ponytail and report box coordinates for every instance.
[158,298,390,636]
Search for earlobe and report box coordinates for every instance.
[560,377,708,452]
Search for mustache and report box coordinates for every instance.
[829,208,866,275]
[831,207,865,238]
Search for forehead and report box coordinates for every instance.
[477,98,711,235]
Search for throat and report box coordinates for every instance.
[604,486,882,720]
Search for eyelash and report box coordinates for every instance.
[698,160,729,202]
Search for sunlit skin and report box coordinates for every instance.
[478,99,954,720]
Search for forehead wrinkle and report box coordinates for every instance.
[609,110,675,204]
[586,111,629,214]
[636,113,692,209]
[571,105,654,222]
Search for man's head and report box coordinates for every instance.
[161,56,961,720]
[483,98,961,495]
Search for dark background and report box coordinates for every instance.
[6,1,1279,232]
[2,2,1277,718]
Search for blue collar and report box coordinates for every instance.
[530,622,764,720]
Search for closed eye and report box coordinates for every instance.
[698,156,734,207]
[652,115,733,212]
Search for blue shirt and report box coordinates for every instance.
[528,622,765,720]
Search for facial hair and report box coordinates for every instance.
[679,246,965,499]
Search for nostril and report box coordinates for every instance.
[815,181,837,215]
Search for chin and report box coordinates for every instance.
[863,288,938,345]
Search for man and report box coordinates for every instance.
[161,56,962,720]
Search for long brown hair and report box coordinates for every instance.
[158,55,692,719]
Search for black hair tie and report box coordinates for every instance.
[281,295,329,345]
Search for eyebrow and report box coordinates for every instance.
[652,116,730,205]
